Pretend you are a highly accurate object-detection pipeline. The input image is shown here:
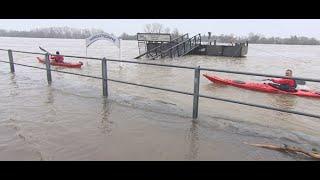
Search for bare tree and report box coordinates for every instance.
[164,27,171,34]
[171,28,180,38]
[143,23,164,33]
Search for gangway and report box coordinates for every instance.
[135,34,189,59]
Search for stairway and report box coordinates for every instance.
[135,34,200,59]
[156,34,202,59]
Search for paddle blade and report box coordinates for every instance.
[39,46,49,53]
[296,80,306,85]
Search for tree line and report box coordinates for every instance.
[0,25,319,45]
[0,27,106,39]
[201,33,320,45]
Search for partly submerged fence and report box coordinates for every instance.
[0,48,320,119]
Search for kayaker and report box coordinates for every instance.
[267,69,297,92]
[50,51,64,63]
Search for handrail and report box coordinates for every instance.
[162,34,201,54]
[134,34,189,59]
[159,34,201,58]
[1,48,320,120]
[1,48,320,83]
[171,33,189,42]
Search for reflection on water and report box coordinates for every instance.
[185,120,200,160]
[45,86,54,104]
[269,94,297,121]
[99,98,113,134]
[9,74,19,96]
[271,94,297,110]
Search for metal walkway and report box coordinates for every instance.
[135,34,201,60]
[156,34,201,59]
[134,34,189,59]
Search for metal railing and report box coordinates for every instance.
[0,48,320,120]
[158,34,201,58]
[134,34,189,59]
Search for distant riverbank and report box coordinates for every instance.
[1,27,320,45]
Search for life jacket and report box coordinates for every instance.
[51,55,64,63]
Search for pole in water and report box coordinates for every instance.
[45,53,52,84]
[102,57,108,97]
[85,46,89,66]
[193,66,200,119]
[8,49,15,73]
[119,39,123,69]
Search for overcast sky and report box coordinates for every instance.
[1,19,320,39]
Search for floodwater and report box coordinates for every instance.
[0,37,320,160]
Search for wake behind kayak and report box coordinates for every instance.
[37,57,83,68]
[203,74,320,99]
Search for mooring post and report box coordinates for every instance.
[8,49,15,73]
[192,66,200,119]
[45,53,52,84]
[102,57,108,97]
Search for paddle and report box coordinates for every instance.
[39,46,50,54]
[296,79,306,85]
[262,78,306,85]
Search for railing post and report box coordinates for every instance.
[192,66,200,119]
[102,57,108,97]
[8,49,15,73]
[45,53,52,84]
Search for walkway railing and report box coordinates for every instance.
[0,48,320,120]
[158,34,201,59]
[134,34,189,59]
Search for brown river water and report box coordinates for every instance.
[0,37,320,160]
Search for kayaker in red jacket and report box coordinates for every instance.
[50,51,64,63]
[267,69,297,92]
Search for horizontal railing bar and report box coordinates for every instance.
[0,48,46,55]
[0,60,103,79]
[199,94,320,119]
[51,69,103,79]
[0,60,47,70]
[1,48,319,83]
[106,58,195,70]
[62,54,104,61]
[200,69,320,83]
[0,48,103,61]
[107,78,194,96]
[0,59,192,95]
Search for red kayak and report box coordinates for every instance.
[37,57,83,68]
[203,74,320,99]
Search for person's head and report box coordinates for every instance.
[285,69,293,77]
[56,51,60,55]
